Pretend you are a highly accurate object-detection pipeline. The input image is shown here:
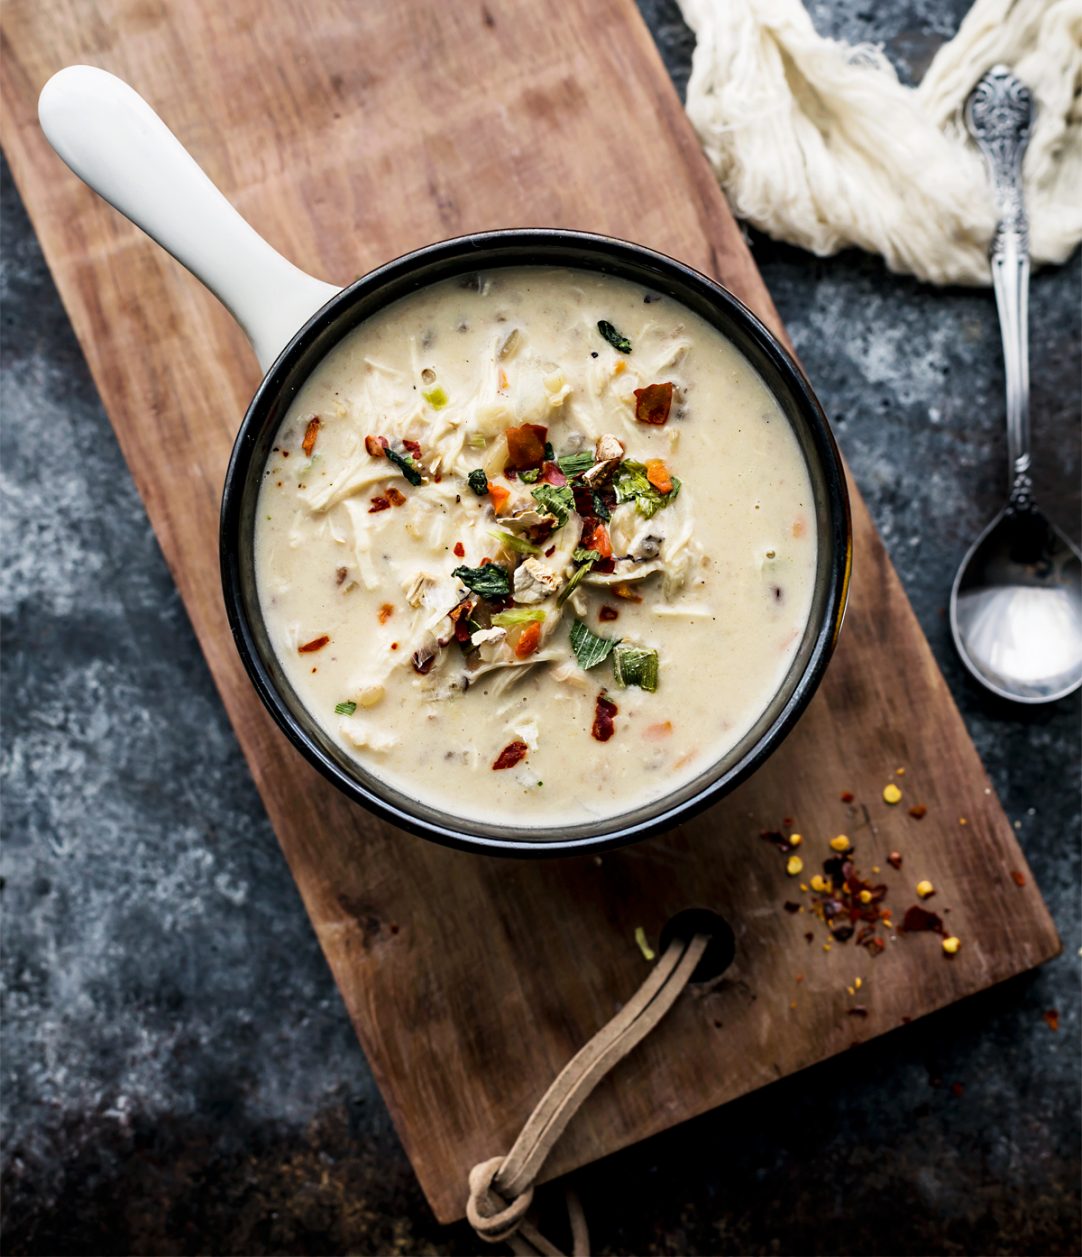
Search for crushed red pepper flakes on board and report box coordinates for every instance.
[840,790,855,803]
[1042,1008,1060,1032]
[492,740,528,770]
[908,804,928,820]
[302,416,321,457]
[591,691,618,742]
[1010,870,1026,887]
[298,635,330,653]
[887,851,903,870]
[901,905,945,935]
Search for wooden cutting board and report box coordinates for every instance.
[1,0,1060,1226]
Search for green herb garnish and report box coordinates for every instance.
[597,320,632,354]
[544,441,555,462]
[490,528,541,556]
[570,619,619,670]
[591,490,611,522]
[612,643,659,692]
[452,563,511,600]
[613,460,681,519]
[557,451,595,478]
[519,467,541,484]
[492,608,547,627]
[422,385,448,408]
[467,468,490,496]
[335,700,358,716]
[572,547,602,564]
[385,447,423,486]
[556,555,596,608]
[530,483,575,528]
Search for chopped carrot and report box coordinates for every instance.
[514,621,542,659]
[302,416,321,457]
[644,721,673,740]
[583,522,613,559]
[487,481,511,514]
[645,459,673,494]
[504,423,547,470]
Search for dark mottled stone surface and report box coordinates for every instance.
[2,2,1079,1252]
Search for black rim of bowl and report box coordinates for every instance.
[220,229,852,857]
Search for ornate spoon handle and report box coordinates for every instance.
[965,65,1035,507]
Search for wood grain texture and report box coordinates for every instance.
[1,0,1060,1224]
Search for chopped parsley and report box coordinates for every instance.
[570,619,619,671]
[557,451,595,478]
[452,563,511,600]
[612,644,659,692]
[530,483,575,527]
[544,441,555,462]
[572,547,601,564]
[591,490,611,522]
[335,700,358,716]
[467,468,490,496]
[385,447,423,486]
[613,459,681,519]
[597,320,632,354]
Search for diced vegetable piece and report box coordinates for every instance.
[490,528,541,556]
[385,447,423,485]
[572,547,601,564]
[514,621,542,658]
[644,459,673,494]
[612,643,659,692]
[597,320,632,354]
[491,608,547,627]
[556,555,596,608]
[422,385,448,408]
[519,468,541,483]
[467,469,489,496]
[581,521,613,559]
[335,700,357,716]
[530,483,575,527]
[505,423,548,470]
[633,382,673,425]
[453,564,511,600]
[557,451,595,477]
[570,619,618,670]
[487,481,512,514]
[364,434,387,458]
[302,416,321,457]
[613,460,681,519]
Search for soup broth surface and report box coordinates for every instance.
[255,267,817,828]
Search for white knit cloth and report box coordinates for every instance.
[677,0,1082,284]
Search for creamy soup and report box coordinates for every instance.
[255,267,817,829]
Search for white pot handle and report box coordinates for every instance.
[38,65,341,373]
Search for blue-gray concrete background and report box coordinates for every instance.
[2,1,1079,1252]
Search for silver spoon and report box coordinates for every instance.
[950,66,1082,704]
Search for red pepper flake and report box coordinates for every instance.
[613,583,643,603]
[840,790,855,803]
[298,635,330,653]
[412,649,437,675]
[599,605,619,622]
[591,691,618,742]
[504,423,548,470]
[908,804,928,820]
[544,545,556,558]
[390,642,399,651]
[402,438,423,460]
[453,541,466,558]
[887,851,903,870]
[369,496,391,513]
[1010,869,1026,887]
[1042,1008,1060,1032]
[901,905,946,935]
[378,604,394,624]
[448,599,474,643]
[335,567,348,585]
[302,416,321,457]
[804,932,814,944]
[492,740,528,770]
[633,381,674,425]
[364,434,387,458]
[386,485,407,507]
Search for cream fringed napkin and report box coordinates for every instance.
[676,0,1082,285]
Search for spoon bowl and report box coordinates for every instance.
[951,503,1082,703]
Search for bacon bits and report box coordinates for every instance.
[369,496,391,513]
[633,382,673,426]
[402,438,423,460]
[302,416,321,457]
[365,434,389,458]
[492,740,529,770]
[592,691,618,742]
[298,635,330,653]
[539,461,567,486]
[386,485,407,507]
[378,603,394,624]
[504,423,548,470]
